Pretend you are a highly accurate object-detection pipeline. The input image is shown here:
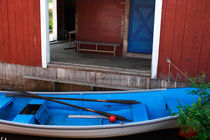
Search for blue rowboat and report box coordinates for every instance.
[0,88,198,138]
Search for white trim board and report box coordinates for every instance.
[40,0,50,68]
[151,0,163,79]
[52,0,58,40]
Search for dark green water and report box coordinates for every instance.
[0,129,184,140]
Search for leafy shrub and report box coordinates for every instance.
[177,74,210,139]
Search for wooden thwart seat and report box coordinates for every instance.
[13,114,36,124]
[13,99,52,124]
[76,41,120,56]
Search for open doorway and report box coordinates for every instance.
[42,0,163,78]
[49,0,76,42]
[57,0,76,41]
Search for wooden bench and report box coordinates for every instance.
[76,41,120,56]
[68,30,76,48]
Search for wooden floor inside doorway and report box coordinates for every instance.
[50,42,151,75]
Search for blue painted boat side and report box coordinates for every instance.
[0,88,200,126]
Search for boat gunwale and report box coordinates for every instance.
[0,88,166,95]
[0,115,178,130]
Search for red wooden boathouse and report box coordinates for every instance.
[0,0,209,91]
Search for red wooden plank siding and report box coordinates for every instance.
[208,58,210,82]
[170,0,187,81]
[180,0,198,77]
[15,0,25,65]
[28,0,36,66]
[8,0,18,64]
[1,0,11,63]
[157,0,167,78]
[0,0,3,62]
[35,0,42,66]
[22,0,31,66]
[158,0,210,81]
[0,0,42,66]
[158,0,177,80]
[198,0,210,81]
[198,1,209,71]
[190,0,207,76]
[76,0,125,56]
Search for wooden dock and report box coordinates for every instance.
[0,62,187,91]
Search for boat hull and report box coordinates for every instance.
[0,88,199,138]
[0,116,177,138]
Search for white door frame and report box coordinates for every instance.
[40,0,50,68]
[40,0,163,79]
[151,0,163,79]
[52,0,58,40]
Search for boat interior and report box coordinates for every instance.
[0,88,198,126]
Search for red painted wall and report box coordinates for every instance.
[0,0,209,82]
[76,0,125,56]
[0,0,42,66]
[158,0,210,81]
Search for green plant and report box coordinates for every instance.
[176,74,210,139]
[49,19,53,30]
[49,9,53,30]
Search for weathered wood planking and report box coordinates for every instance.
[0,62,188,91]
[0,0,42,67]
[158,0,210,81]
[0,63,92,91]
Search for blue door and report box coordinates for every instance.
[128,0,155,54]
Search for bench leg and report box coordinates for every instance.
[69,32,71,48]
[76,42,79,54]
[114,46,116,56]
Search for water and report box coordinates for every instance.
[0,129,184,140]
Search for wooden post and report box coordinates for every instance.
[123,0,130,57]
[114,45,116,56]
[96,44,98,51]
[76,42,79,54]
[69,32,71,48]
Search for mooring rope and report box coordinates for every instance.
[166,57,193,82]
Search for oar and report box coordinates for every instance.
[6,92,130,121]
[7,94,140,104]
